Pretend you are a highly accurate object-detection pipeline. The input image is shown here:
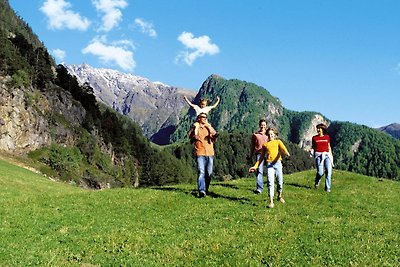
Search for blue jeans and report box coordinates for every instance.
[197,156,214,193]
[255,153,265,192]
[315,154,332,191]
[266,161,283,197]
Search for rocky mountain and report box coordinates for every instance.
[378,123,400,139]
[0,81,88,154]
[2,0,400,184]
[0,0,195,188]
[170,74,330,151]
[64,64,196,145]
[55,66,400,181]
[67,67,330,150]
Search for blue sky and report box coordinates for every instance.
[8,0,400,128]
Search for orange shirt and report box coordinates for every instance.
[194,125,215,156]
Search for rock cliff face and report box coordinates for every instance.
[64,64,196,145]
[299,114,330,150]
[0,75,85,153]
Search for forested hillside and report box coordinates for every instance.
[330,121,400,179]
[170,74,400,181]
[1,0,399,185]
[0,0,194,187]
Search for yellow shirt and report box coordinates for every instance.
[253,139,289,168]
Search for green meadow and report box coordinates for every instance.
[0,158,399,266]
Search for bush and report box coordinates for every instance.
[48,144,83,181]
[6,69,30,88]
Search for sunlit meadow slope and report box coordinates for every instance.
[0,158,399,266]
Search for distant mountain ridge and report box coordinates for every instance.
[67,66,329,149]
[170,74,328,147]
[66,66,400,181]
[64,64,196,145]
[378,123,400,139]
[2,0,400,184]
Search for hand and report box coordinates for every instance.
[249,167,256,173]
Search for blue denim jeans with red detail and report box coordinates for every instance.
[314,154,332,192]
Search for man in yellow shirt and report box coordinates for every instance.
[249,128,290,208]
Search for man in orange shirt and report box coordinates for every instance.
[189,112,218,198]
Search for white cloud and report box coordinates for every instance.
[111,39,136,50]
[175,32,220,66]
[40,0,90,31]
[92,0,128,32]
[134,18,157,38]
[82,37,135,71]
[52,48,66,62]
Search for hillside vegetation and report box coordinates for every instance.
[1,0,196,188]
[170,74,400,181]
[2,0,400,187]
[1,159,399,266]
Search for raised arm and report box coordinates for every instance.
[209,96,220,109]
[183,95,196,108]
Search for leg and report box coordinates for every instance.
[205,156,214,193]
[255,153,264,193]
[274,161,285,203]
[314,155,324,188]
[197,156,206,196]
[324,156,333,192]
[266,163,275,208]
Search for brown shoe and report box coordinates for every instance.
[267,202,275,208]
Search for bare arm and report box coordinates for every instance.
[183,95,197,108]
[209,96,220,109]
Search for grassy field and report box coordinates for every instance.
[0,158,399,266]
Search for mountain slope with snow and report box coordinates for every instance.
[64,64,196,144]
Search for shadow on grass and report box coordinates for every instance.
[212,182,240,190]
[286,182,312,190]
[152,186,253,204]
